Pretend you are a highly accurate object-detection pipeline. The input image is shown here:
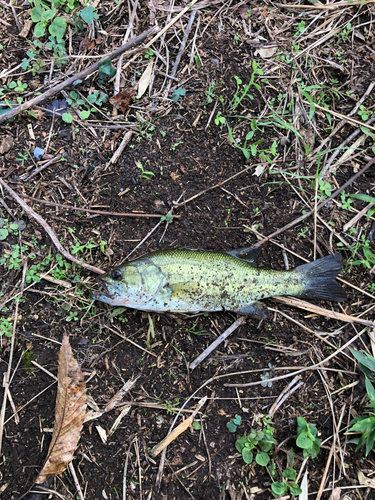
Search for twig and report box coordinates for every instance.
[0,178,105,274]
[107,131,134,166]
[273,296,374,327]
[150,396,207,457]
[190,317,247,370]
[19,193,179,218]
[281,0,375,9]
[0,27,158,124]
[269,376,303,418]
[23,154,63,182]
[121,0,201,73]
[254,157,375,246]
[0,260,27,453]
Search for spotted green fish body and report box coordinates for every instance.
[94,247,346,318]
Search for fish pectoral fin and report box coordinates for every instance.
[237,301,268,319]
[226,246,260,265]
[168,282,200,297]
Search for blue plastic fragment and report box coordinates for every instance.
[34,147,45,160]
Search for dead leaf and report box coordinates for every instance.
[137,60,154,99]
[0,135,13,155]
[170,171,180,181]
[81,37,95,51]
[253,164,266,177]
[358,470,375,488]
[109,89,136,113]
[35,335,86,484]
[254,46,278,59]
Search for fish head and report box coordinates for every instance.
[93,265,144,306]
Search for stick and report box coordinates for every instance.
[150,396,207,457]
[0,178,105,274]
[0,27,158,124]
[254,156,375,247]
[19,193,180,218]
[273,296,375,327]
[190,317,246,370]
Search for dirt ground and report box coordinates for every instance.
[1,1,375,499]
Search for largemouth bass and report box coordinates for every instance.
[94,247,346,318]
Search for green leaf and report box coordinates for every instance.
[255,452,269,466]
[235,436,247,453]
[31,3,43,22]
[227,421,238,433]
[242,448,253,464]
[80,109,90,120]
[49,17,67,39]
[192,421,201,430]
[80,6,99,24]
[34,21,46,38]
[0,228,9,241]
[42,8,55,21]
[172,87,186,102]
[271,482,287,496]
[109,307,127,318]
[350,193,375,205]
[283,468,297,480]
[288,482,302,495]
[62,112,73,123]
[9,223,19,231]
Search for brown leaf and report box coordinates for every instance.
[36,335,86,484]
[170,171,180,181]
[81,37,95,51]
[109,89,136,113]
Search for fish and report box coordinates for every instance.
[93,247,346,319]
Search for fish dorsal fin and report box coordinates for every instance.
[226,246,260,265]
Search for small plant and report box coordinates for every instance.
[0,219,24,241]
[294,20,306,38]
[98,59,116,85]
[347,349,375,455]
[340,190,354,211]
[358,105,371,121]
[296,417,321,458]
[0,317,12,339]
[172,87,186,102]
[161,213,173,223]
[227,414,242,433]
[203,80,216,106]
[298,226,309,239]
[260,363,275,387]
[136,161,155,181]
[66,311,78,322]
[318,178,332,199]
[229,61,263,111]
[236,427,277,466]
[233,416,320,497]
[144,48,154,59]
[214,111,226,126]
[341,235,375,269]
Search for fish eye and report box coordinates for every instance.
[111,270,122,280]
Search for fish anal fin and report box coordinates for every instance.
[237,301,268,319]
[227,246,260,265]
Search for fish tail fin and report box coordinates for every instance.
[294,253,347,302]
